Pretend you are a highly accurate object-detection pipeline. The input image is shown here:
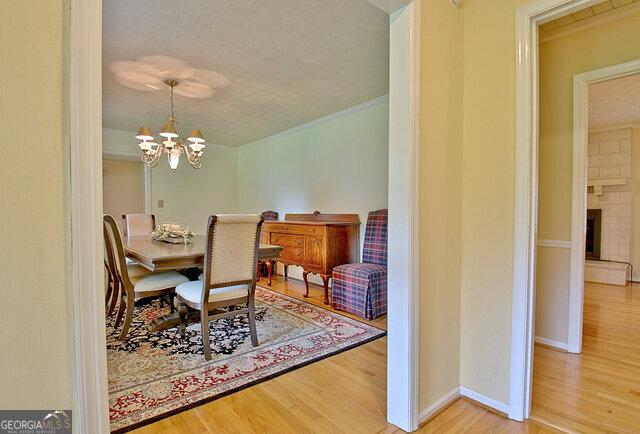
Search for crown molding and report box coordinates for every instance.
[239,94,389,150]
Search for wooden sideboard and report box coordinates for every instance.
[261,212,360,304]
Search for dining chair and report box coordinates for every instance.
[104,214,189,340]
[103,225,120,317]
[257,210,278,285]
[175,214,264,360]
[122,213,156,237]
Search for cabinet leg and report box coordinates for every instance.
[302,270,310,298]
[284,264,288,280]
[321,274,330,305]
[266,261,273,286]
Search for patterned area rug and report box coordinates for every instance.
[107,286,385,432]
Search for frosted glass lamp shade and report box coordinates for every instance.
[168,148,181,171]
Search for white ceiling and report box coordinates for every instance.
[103,0,389,147]
[589,73,640,130]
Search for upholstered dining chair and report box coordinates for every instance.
[104,214,189,340]
[257,210,279,285]
[331,209,388,320]
[175,214,264,361]
[122,213,156,236]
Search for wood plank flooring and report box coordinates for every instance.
[530,281,640,432]
[130,278,639,433]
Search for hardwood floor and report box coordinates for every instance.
[131,275,389,433]
[132,275,541,433]
[531,281,640,432]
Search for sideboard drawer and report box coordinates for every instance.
[279,246,304,261]
[270,233,304,248]
[265,223,325,237]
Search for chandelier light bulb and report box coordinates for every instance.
[134,79,204,171]
[168,149,181,172]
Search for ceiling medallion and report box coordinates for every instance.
[135,79,205,172]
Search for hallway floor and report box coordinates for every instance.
[531,281,640,432]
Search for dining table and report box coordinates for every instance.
[123,235,283,331]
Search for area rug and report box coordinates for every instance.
[107,286,385,432]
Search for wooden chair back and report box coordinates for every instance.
[104,214,134,290]
[122,213,156,237]
[201,214,264,306]
[103,223,118,286]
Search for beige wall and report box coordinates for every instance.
[536,13,640,345]
[418,0,463,412]
[103,159,145,229]
[458,0,530,404]
[0,0,75,409]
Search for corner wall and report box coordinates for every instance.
[237,97,389,283]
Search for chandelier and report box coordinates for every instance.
[135,79,206,172]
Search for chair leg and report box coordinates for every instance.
[256,260,262,282]
[248,299,259,347]
[201,310,212,361]
[168,293,176,313]
[114,293,126,328]
[107,280,119,317]
[105,279,112,307]
[178,300,188,339]
[266,261,273,286]
[119,295,134,340]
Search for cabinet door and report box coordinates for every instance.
[304,236,323,267]
[260,231,269,245]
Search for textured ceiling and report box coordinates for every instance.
[103,0,389,147]
[589,73,640,129]
[540,0,640,34]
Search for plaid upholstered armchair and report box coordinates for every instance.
[331,209,387,320]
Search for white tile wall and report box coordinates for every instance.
[587,127,634,262]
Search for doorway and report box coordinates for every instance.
[68,1,420,432]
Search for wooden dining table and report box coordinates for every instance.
[123,235,283,331]
[124,235,283,272]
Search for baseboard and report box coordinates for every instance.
[418,387,460,425]
[534,336,568,351]
[459,386,509,414]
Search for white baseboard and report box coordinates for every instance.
[459,386,509,414]
[534,336,568,351]
[418,387,460,423]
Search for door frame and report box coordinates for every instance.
[69,1,421,432]
[567,58,640,354]
[511,0,608,421]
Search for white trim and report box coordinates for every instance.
[239,94,389,150]
[418,388,460,423]
[70,0,109,432]
[460,387,509,414]
[536,239,571,249]
[386,1,420,431]
[512,0,602,422]
[588,123,640,134]
[534,336,568,350]
[568,58,640,355]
